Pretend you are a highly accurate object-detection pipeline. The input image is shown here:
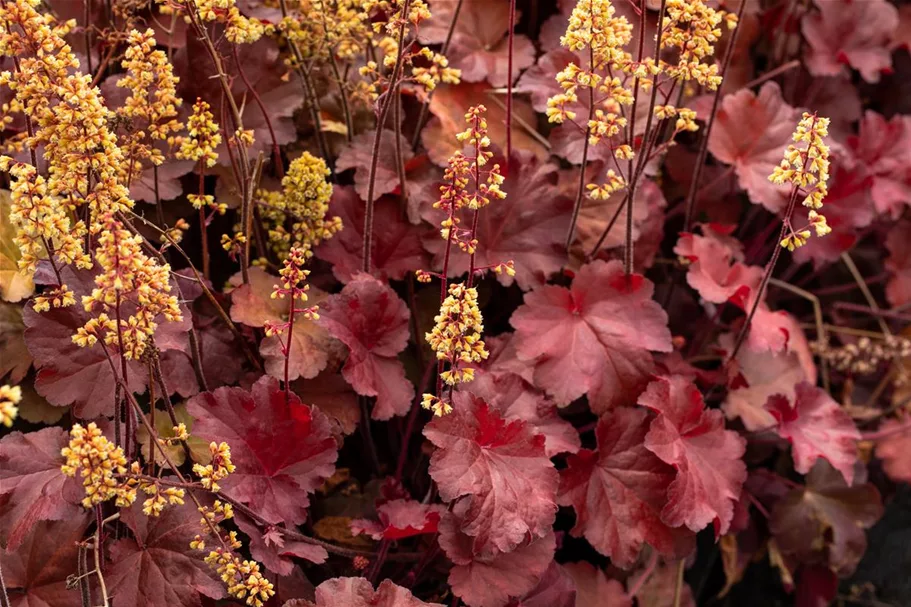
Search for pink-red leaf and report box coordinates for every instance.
[511,260,672,410]
[766,382,860,485]
[638,376,747,535]
[509,561,575,607]
[559,407,692,567]
[291,577,443,607]
[186,375,338,525]
[318,273,414,420]
[350,499,444,541]
[423,395,558,556]
[439,508,556,607]
[562,562,631,607]
[106,501,225,607]
[847,112,911,218]
[0,427,80,552]
[802,0,899,83]
[708,82,801,212]
[234,514,328,577]
[874,419,911,483]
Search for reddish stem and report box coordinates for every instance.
[506,0,516,171]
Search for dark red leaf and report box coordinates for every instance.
[559,407,693,567]
[421,149,573,291]
[562,561,631,607]
[508,561,575,607]
[638,376,747,535]
[0,427,81,551]
[315,186,430,283]
[423,396,558,556]
[234,514,327,577]
[106,501,225,606]
[350,499,444,541]
[1,516,92,607]
[770,461,883,576]
[186,375,338,525]
[289,577,443,607]
[318,273,414,420]
[439,508,556,607]
[336,130,413,203]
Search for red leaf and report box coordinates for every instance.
[319,273,414,420]
[874,418,911,483]
[721,331,817,432]
[421,149,573,291]
[516,49,579,113]
[419,1,535,87]
[847,112,911,218]
[802,0,899,83]
[289,577,443,607]
[423,396,558,556]
[350,499,444,541]
[562,562,631,607]
[708,82,801,213]
[511,260,672,410]
[885,219,911,308]
[770,461,883,576]
[229,266,341,381]
[0,427,81,551]
[467,335,580,457]
[635,560,696,607]
[638,376,747,535]
[509,561,575,607]
[186,375,338,524]
[673,224,756,304]
[336,130,413,202]
[559,408,693,567]
[24,267,148,417]
[106,501,225,607]
[766,382,860,485]
[315,186,430,283]
[439,508,556,607]
[234,514,327,577]
[1,516,92,607]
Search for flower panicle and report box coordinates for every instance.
[768,112,833,251]
[0,384,21,428]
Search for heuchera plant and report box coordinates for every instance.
[2,0,911,606]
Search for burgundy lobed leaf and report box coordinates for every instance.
[562,561,631,607]
[423,395,558,556]
[288,577,443,607]
[439,508,556,607]
[766,382,860,485]
[638,375,747,535]
[511,260,673,410]
[0,427,81,551]
[769,460,883,577]
[315,186,430,283]
[466,336,580,457]
[885,219,911,308]
[508,560,575,607]
[1,516,92,607]
[558,407,692,567]
[708,82,801,213]
[336,129,413,202]
[802,0,899,83]
[23,267,148,418]
[186,375,338,525]
[318,273,414,420]
[235,514,328,577]
[420,149,573,290]
[350,498,444,541]
[420,1,535,87]
[106,501,226,607]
